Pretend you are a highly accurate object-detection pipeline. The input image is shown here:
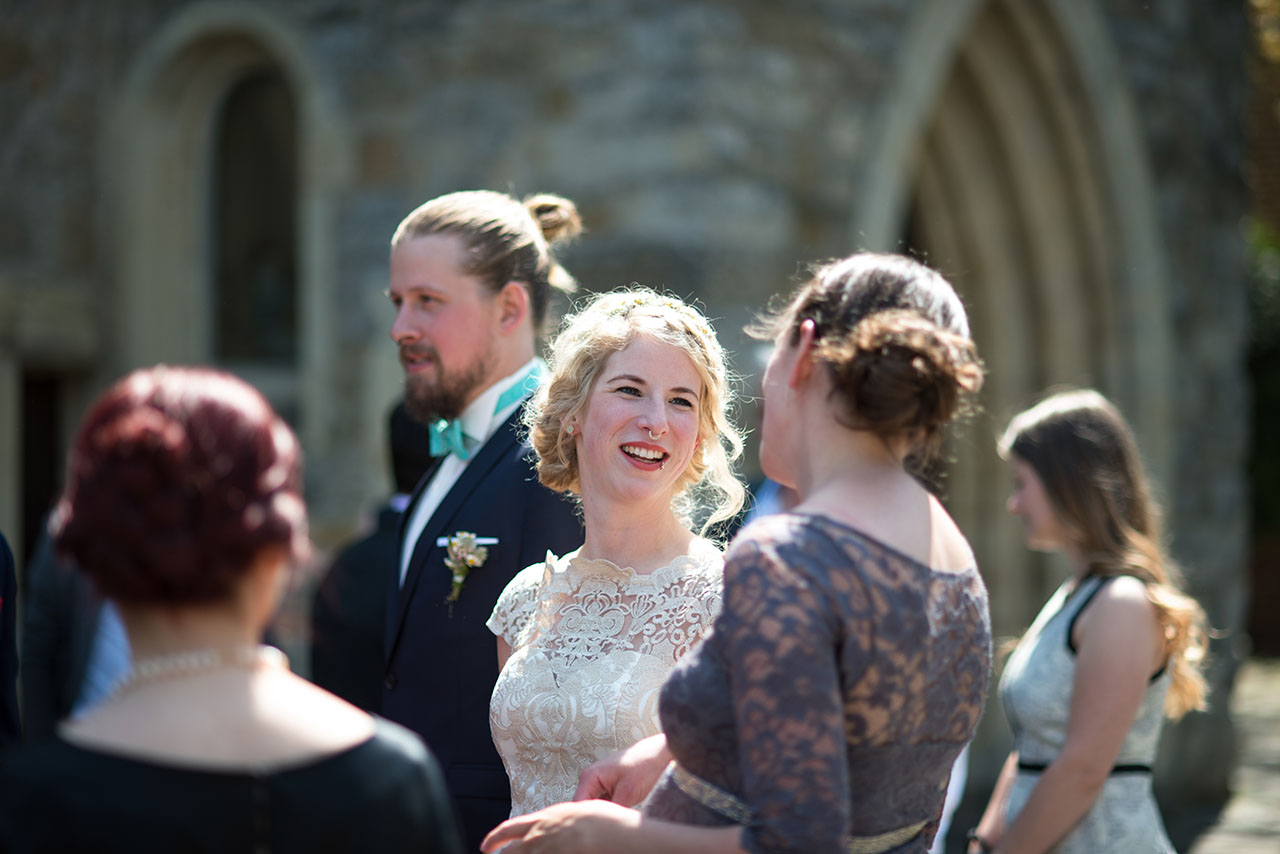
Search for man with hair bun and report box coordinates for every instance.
[382,190,584,851]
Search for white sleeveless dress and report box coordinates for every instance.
[487,548,723,817]
[1000,575,1175,853]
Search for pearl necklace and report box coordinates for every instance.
[115,644,288,695]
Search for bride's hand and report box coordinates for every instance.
[572,733,672,806]
[481,800,641,853]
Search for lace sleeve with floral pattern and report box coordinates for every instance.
[718,533,863,851]
[647,514,991,854]
[486,556,551,649]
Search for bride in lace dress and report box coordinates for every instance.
[487,289,745,818]
[483,253,992,854]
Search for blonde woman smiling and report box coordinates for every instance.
[487,289,745,818]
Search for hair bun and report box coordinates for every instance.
[820,309,982,444]
[524,193,583,245]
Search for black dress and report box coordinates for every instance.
[645,513,992,854]
[0,717,463,854]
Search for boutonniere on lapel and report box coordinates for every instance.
[437,532,496,615]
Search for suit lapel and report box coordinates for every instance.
[387,408,525,653]
[395,455,445,567]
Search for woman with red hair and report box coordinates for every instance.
[0,366,462,854]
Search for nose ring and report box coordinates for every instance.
[648,429,660,441]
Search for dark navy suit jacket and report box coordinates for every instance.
[382,406,582,851]
[0,534,21,755]
[312,504,404,713]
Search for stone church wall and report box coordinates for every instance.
[0,0,1251,803]
[1099,0,1250,800]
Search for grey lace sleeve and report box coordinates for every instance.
[717,537,870,854]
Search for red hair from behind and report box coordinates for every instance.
[54,366,309,605]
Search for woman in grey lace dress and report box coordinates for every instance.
[482,252,992,854]
[966,390,1208,854]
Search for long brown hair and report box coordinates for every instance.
[999,388,1207,718]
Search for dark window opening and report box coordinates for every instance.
[212,68,298,366]
[20,374,62,574]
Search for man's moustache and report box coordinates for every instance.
[400,346,439,364]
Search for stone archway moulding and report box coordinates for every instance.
[853,0,1174,490]
[106,2,352,456]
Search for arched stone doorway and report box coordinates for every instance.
[855,0,1179,782]
[915,0,1137,631]
[213,66,300,423]
[107,3,348,462]
[860,0,1174,636]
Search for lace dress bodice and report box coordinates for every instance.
[644,513,992,854]
[487,547,723,817]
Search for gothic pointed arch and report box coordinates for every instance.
[853,0,1188,790]
[856,0,1175,615]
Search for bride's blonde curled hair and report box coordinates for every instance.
[526,288,745,536]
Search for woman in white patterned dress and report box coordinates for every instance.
[967,390,1209,854]
[487,289,745,818]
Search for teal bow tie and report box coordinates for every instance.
[427,361,546,462]
[429,418,472,461]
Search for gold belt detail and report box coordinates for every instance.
[669,763,928,854]
[669,762,751,823]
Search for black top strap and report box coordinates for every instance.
[1065,575,1166,682]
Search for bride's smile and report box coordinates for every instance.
[571,334,702,510]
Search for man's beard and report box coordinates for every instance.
[402,345,495,424]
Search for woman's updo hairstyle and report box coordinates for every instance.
[751,252,983,461]
[526,288,745,535]
[53,366,309,606]
[390,189,582,334]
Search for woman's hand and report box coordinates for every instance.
[968,803,1006,853]
[968,751,1015,854]
[572,733,672,806]
[966,829,998,854]
[481,800,641,853]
